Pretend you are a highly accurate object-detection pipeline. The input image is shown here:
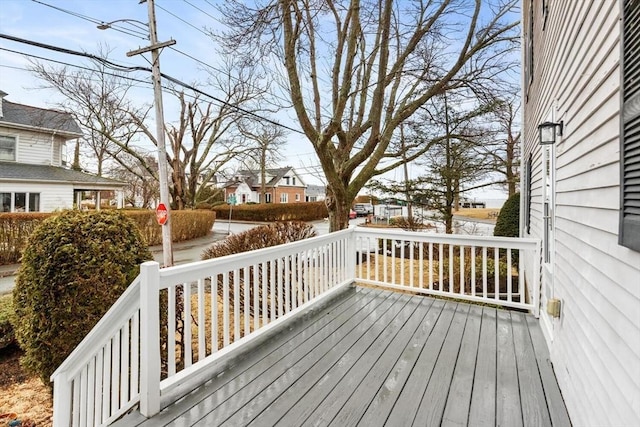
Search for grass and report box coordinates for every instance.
[454,208,500,221]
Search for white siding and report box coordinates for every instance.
[523,1,640,426]
[0,125,58,165]
[3,182,73,212]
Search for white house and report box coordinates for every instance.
[223,166,307,204]
[0,91,125,212]
[521,1,640,425]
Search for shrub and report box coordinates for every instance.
[202,221,316,318]
[0,294,15,351]
[202,221,316,260]
[494,193,520,238]
[0,209,215,265]
[213,201,328,222]
[0,213,52,264]
[11,210,152,385]
[124,209,216,245]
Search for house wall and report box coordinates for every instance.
[522,1,640,426]
[3,181,73,212]
[273,186,305,203]
[0,125,59,165]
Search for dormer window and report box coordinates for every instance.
[0,135,16,161]
[284,176,290,185]
[292,177,296,185]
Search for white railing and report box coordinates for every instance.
[353,227,540,313]
[50,229,355,427]
[50,226,540,427]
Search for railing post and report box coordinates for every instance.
[347,225,357,281]
[533,241,541,318]
[52,371,71,427]
[140,261,161,417]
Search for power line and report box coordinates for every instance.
[30,0,148,40]
[0,33,304,134]
[182,0,218,21]
[156,1,210,38]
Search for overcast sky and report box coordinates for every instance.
[0,0,510,202]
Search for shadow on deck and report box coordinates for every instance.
[113,285,570,426]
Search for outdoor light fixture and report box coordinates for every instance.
[97,19,148,31]
[538,121,563,145]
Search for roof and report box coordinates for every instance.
[228,167,306,189]
[0,162,126,188]
[0,99,83,138]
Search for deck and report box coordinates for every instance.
[113,286,570,426]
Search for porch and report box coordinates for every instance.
[50,226,570,426]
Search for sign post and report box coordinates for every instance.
[227,194,236,235]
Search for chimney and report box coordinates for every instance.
[0,90,7,119]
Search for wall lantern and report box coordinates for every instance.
[538,121,563,145]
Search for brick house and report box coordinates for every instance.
[223,167,306,204]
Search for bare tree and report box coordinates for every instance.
[238,120,287,203]
[165,90,254,209]
[31,56,147,177]
[217,0,519,230]
[476,94,521,196]
[109,152,159,208]
[31,54,267,209]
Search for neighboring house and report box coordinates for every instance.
[0,91,125,212]
[522,2,640,426]
[305,184,326,202]
[224,167,306,204]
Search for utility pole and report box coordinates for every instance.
[127,0,176,267]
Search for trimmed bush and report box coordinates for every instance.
[121,209,216,245]
[0,213,52,264]
[494,193,520,238]
[0,209,215,265]
[213,201,328,222]
[0,293,15,351]
[11,210,152,385]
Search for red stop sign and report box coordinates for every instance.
[156,203,168,225]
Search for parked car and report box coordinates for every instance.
[349,209,357,219]
[354,203,374,216]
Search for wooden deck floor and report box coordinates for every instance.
[114,286,571,426]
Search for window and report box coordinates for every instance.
[292,177,296,185]
[0,192,40,212]
[265,193,272,203]
[284,176,290,185]
[0,193,10,212]
[0,135,16,161]
[621,0,640,251]
[280,193,288,203]
[525,0,534,94]
[295,194,300,201]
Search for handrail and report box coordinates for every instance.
[51,226,540,426]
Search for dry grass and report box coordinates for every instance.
[0,346,52,427]
[455,208,500,221]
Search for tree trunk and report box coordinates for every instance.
[325,186,350,232]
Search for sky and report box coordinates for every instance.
[0,0,511,202]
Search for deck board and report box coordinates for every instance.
[113,286,571,427]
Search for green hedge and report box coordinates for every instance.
[123,210,216,245]
[494,193,520,238]
[12,210,153,385]
[213,201,328,222]
[0,293,15,351]
[0,209,216,265]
